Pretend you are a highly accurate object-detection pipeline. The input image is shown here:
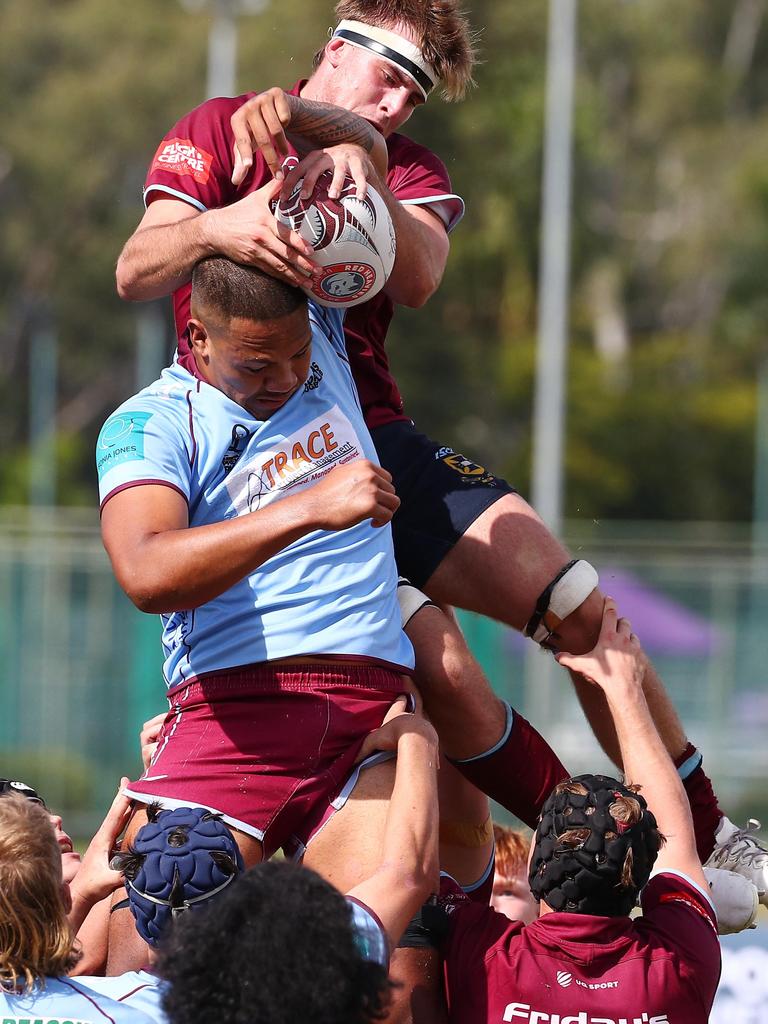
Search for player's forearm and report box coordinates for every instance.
[285,95,388,177]
[67,884,104,933]
[110,493,320,613]
[381,728,440,892]
[116,215,214,301]
[606,684,700,871]
[69,899,110,976]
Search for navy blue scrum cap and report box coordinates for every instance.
[111,805,244,946]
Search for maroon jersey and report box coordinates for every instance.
[143,83,464,428]
[440,871,720,1024]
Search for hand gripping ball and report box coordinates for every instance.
[274,161,396,309]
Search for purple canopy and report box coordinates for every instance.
[597,567,721,655]
[504,567,721,656]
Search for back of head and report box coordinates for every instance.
[0,797,76,991]
[191,258,307,326]
[157,860,390,1024]
[529,775,663,917]
[113,804,244,947]
[320,0,478,101]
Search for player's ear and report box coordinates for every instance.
[188,319,211,360]
[325,37,346,67]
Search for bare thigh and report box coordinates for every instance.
[406,602,506,758]
[424,492,603,654]
[304,761,448,1024]
[423,494,687,765]
[303,759,394,891]
[105,802,263,976]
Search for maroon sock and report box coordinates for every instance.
[451,706,569,829]
[674,743,723,862]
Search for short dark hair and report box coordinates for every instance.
[191,258,307,324]
[157,861,391,1024]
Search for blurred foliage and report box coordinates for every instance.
[1,0,768,518]
[1,748,95,814]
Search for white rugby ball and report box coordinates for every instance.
[274,167,396,308]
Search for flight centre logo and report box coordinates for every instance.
[151,137,213,184]
[97,412,154,480]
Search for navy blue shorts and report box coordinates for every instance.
[371,421,516,588]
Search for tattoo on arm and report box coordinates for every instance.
[286,95,375,152]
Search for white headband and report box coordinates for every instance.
[332,19,438,100]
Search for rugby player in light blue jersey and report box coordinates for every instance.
[97,256,423,971]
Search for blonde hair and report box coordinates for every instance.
[493,824,530,880]
[314,0,478,101]
[0,798,79,992]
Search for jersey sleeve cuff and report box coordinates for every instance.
[100,479,190,515]
[399,194,465,232]
[143,184,208,213]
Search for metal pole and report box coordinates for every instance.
[753,358,768,548]
[748,357,768,684]
[531,0,578,537]
[207,0,238,98]
[526,0,578,727]
[179,0,268,99]
[136,303,168,390]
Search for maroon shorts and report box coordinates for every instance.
[124,663,407,858]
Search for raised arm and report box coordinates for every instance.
[557,599,706,890]
[117,90,387,303]
[67,780,133,933]
[101,459,399,614]
[346,701,440,948]
[230,89,448,307]
[231,88,388,184]
[116,179,318,301]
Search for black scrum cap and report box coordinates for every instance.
[529,774,661,917]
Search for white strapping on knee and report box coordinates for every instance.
[525,559,599,648]
[397,576,438,629]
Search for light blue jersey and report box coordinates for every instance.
[97,304,413,690]
[0,976,157,1024]
[80,972,165,1024]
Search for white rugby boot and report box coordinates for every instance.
[705,817,768,906]
[703,866,759,934]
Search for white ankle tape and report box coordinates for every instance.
[526,559,599,646]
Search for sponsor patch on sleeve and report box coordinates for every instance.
[97,411,154,480]
[150,137,213,184]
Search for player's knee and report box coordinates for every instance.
[416,627,477,707]
[525,559,600,653]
